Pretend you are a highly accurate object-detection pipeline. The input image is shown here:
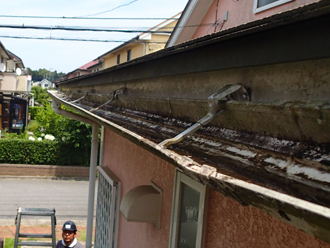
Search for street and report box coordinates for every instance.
[0,178,97,227]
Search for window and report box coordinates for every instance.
[253,0,293,13]
[94,166,121,248]
[169,170,207,248]
[117,54,120,64]
[127,50,131,61]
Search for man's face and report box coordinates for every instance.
[62,230,76,245]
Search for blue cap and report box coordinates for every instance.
[62,220,77,232]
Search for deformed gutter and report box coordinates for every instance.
[47,90,330,244]
[159,84,249,148]
[50,98,98,248]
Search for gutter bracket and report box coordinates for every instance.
[71,91,89,103]
[158,84,250,148]
[90,87,125,112]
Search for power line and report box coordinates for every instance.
[0,35,168,43]
[0,15,179,21]
[84,0,140,17]
[0,24,173,34]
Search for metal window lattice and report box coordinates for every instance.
[95,167,121,248]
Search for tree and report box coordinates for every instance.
[26,68,66,81]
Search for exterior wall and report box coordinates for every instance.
[205,189,330,248]
[102,128,175,248]
[145,35,168,55]
[102,20,177,69]
[104,55,117,69]
[102,128,330,248]
[193,0,319,39]
[0,73,16,91]
[16,76,28,91]
[67,70,90,80]
[103,44,145,69]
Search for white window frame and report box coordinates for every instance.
[169,170,207,248]
[94,166,121,248]
[253,0,293,13]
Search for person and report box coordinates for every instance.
[56,220,85,248]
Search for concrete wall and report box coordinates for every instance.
[102,128,330,248]
[193,0,319,39]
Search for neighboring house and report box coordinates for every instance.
[55,59,101,84]
[39,79,52,89]
[88,60,103,73]
[0,41,30,133]
[167,0,320,46]
[50,1,330,248]
[98,13,181,69]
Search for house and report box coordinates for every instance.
[55,59,102,84]
[0,41,30,133]
[98,13,181,69]
[39,79,52,89]
[167,0,321,46]
[49,1,330,248]
[56,13,180,85]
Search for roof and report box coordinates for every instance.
[78,59,100,70]
[0,41,11,60]
[7,50,25,68]
[49,0,330,244]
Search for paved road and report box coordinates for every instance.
[0,177,97,226]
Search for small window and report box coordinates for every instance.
[127,50,131,61]
[117,54,120,64]
[169,170,207,248]
[253,0,293,13]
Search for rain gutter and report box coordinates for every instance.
[50,98,98,248]
[47,90,330,244]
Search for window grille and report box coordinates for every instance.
[95,166,121,248]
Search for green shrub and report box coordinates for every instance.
[0,139,90,166]
[29,106,42,120]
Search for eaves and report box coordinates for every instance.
[48,89,330,244]
[57,0,330,88]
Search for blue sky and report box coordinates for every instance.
[0,0,188,73]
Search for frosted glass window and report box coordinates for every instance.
[170,171,206,248]
[177,184,200,248]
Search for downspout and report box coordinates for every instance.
[99,126,105,166]
[51,100,98,248]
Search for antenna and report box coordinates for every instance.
[0,63,6,72]
[16,68,22,75]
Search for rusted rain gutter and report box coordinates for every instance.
[159,84,249,148]
[48,90,330,244]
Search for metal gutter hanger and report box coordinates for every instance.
[159,84,250,148]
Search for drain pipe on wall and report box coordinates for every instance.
[51,100,98,248]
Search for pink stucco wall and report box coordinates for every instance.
[102,128,330,248]
[102,128,175,248]
[193,0,319,39]
[205,190,330,248]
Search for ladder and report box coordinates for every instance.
[14,207,57,248]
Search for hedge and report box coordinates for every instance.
[0,139,90,166]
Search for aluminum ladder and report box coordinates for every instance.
[14,207,57,247]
